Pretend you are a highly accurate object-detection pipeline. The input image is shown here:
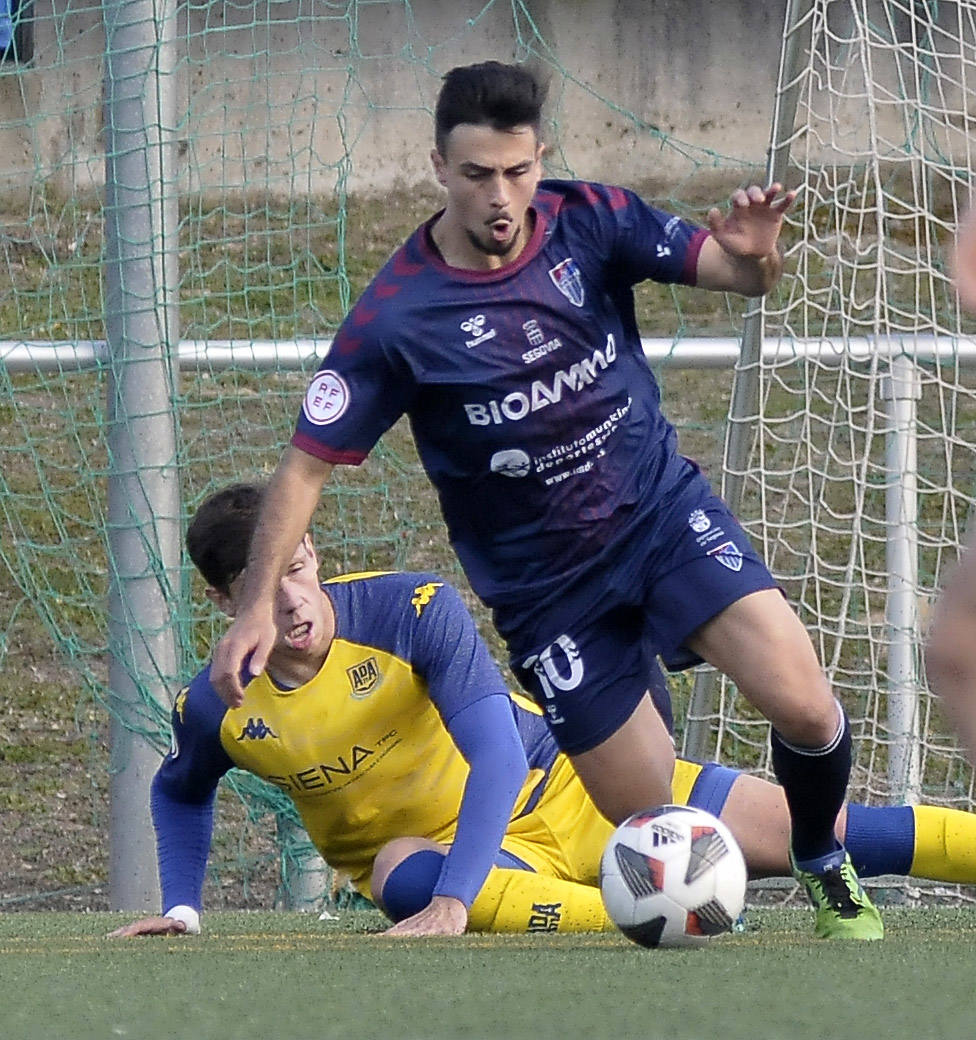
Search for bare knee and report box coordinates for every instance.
[370,836,446,901]
[777,695,843,749]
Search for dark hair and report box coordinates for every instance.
[186,482,266,593]
[435,61,547,155]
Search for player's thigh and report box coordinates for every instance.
[512,605,666,755]
[568,693,675,824]
[686,588,836,743]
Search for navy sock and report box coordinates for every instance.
[843,803,915,878]
[377,849,444,922]
[770,702,851,863]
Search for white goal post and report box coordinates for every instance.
[687,0,976,809]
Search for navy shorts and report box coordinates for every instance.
[506,480,777,755]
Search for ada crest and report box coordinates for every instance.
[347,656,381,698]
[707,541,743,572]
[548,258,585,307]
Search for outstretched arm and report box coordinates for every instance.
[210,445,334,706]
[383,694,528,936]
[108,779,215,938]
[695,182,797,296]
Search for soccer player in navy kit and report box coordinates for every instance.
[112,484,976,941]
[210,62,883,939]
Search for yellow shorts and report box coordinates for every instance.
[499,755,707,885]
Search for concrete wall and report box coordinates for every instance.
[0,0,970,202]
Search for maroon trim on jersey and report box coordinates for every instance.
[416,204,551,283]
[291,431,366,466]
[683,228,710,285]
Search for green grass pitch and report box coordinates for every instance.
[1,908,974,1039]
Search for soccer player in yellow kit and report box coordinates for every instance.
[113,484,976,939]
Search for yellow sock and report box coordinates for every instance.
[467,867,615,933]
[911,804,976,884]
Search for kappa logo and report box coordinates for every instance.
[174,686,188,723]
[236,717,279,741]
[347,656,381,698]
[460,313,497,348]
[708,541,743,572]
[410,581,443,617]
[548,257,585,307]
[688,509,711,534]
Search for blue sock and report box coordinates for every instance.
[843,803,915,878]
[771,702,851,863]
[377,849,445,922]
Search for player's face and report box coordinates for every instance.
[268,535,331,661]
[431,123,544,268]
[222,535,331,667]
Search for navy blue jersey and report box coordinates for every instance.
[293,180,708,610]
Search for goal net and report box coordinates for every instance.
[687,0,976,825]
[1,0,974,910]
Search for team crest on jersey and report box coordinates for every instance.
[708,541,743,572]
[688,509,711,534]
[347,656,381,698]
[548,258,585,307]
[302,370,349,425]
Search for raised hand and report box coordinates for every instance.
[706,182,797,260]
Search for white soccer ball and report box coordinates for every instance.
[599,804,747,948]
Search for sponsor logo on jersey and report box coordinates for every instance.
[460,313,497,348]
[464,334,617,425]
[266,744,377,793]
[302,370,349,425]
[688,509,711,533]
[490,449,531,478]
[521,319,563,364]
[410,581,443,617]
[347,656,381,698]
[236,717,279,741]
[527,903,563,933]
[548,257,585,307]
[707,541,743,572]
[523,319,545,346]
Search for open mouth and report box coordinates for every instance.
[488,217,513,241]
[285,621,312,648]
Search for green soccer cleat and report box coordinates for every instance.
[790,847,884,940]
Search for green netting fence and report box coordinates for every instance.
[2,0,975,911]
